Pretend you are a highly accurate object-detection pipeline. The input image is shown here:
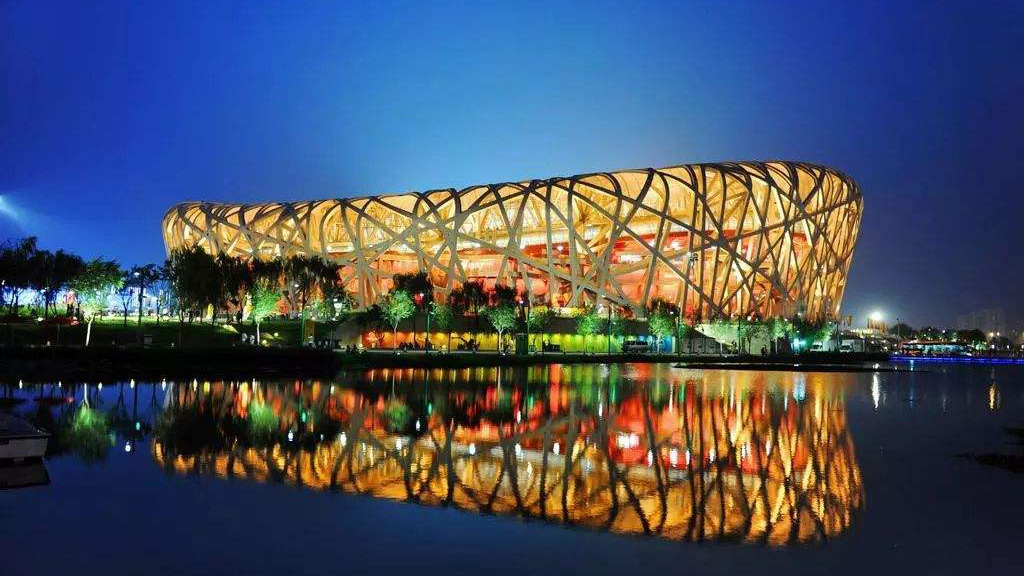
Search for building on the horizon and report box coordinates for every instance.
[163,160,863,320]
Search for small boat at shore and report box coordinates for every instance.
[0,412,50,461]
[0,459,50,490]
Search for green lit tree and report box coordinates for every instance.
[393,271,433,344]
[527,306,553,351]
[766,317,791,355]
[575,306,605,353]
[249,282,281,344]
[486,303,518,352]
[381,289,415,351]
[61,401,112,462]
[69,258,122,346]
[647,312,674,355]
[432,302,456,351]
[786,316,835,352]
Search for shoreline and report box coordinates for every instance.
[0,346,900,381]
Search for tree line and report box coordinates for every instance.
[354,273,838,354]
[0,237,352,346]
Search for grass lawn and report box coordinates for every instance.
[1,316,308,348]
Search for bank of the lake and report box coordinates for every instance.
[0,345,894,380]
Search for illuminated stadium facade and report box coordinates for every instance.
[163,161,862,320]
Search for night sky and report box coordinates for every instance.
[1,0,1021,327]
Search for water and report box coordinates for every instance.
[1,364,1022,575]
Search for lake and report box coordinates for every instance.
[1,363,1022,575]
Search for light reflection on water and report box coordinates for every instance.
[5,364,868,546]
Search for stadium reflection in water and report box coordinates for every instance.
[151,364,862,546]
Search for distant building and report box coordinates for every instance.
[956,308,1006,336]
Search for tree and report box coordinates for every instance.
[956,329,987,346]
[354,303,385,347]
[164,246,218,345]
[117,270,134,327]
[575,306,606,353]
[393,271,433,344]
[765,317,791,354]
[701,318,736,354]
[0,237,40,316]
[527,306,553,351]
[215,254,252,323]
[786,316,835,352]
[249,282,281,344]
[284,255,340,344]
[127,264,161,331]
[432,302,456,351]
[154,275,173,326]
[486,303,518,352]
[646,298,680,353]
[489,284,517,307]
[890,322,914,340]
[32,248,83,317]
[449,280,487,350]
[313,284,355,321]
[647,312,674,355]
[381,290,415,351]
[69,258,122,346]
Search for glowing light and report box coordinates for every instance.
[287,430,294,441]
[469,443,476,455]
[552,442,560,455]
[124,442,132,453]
[339,432,347,446]
[616,433,640,449]
[869,311,883,323]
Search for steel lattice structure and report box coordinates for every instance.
[163,160,862,319]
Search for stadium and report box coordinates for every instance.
[163,161,862,320]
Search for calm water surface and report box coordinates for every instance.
[1,363,1022,575]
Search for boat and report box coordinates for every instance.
[0,459,50,490]
[0,412,50,461]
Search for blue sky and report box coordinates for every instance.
[1,0,1022,326]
